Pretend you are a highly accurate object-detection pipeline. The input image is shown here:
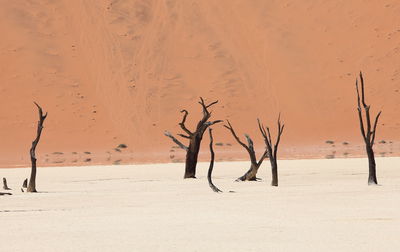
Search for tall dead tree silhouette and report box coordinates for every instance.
[224,120,268,181]
[165,97,222,178]
[26,102,47,192]
[258,115,285,186]
[355,72,381,185]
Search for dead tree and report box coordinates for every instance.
[224,120,269,181]
[355,72,381,185]
[165,97,222,178]
[258,115,285,186]
[3,178,11,190]
[27,102,48,192]
[207,128,222,193]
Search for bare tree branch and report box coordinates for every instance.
[244,134,255,153]
[266,127,273,148]
[274,114,285,159]
[257,149,269,167]
[177,134,191,139]
[207,120,223,126]
[179,110,193,136]
[224,120,250,153]
[207,128,222,193]
[206,100,219,109]
[197,97,219,130]
[198,97,218,110]
[356,79,361,109]
[257,119,270,150]
[357,108,367,141]
[356,80,367,140]
[164,131,188,151]
[360,71,367,107]
[370,111,382,146]
[365,106,372,139]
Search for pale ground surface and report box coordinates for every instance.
[1,158,399,251]
[1,0,400,166]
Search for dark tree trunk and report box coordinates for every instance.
[184,137,201,178]
[207,128,222,192]
[236,163,260,181]
[3,178,11,190]
[27,102,47,193]
[165,98,222,179]
[355,72,381,185]
[366,145,378,185]
[270,158,278,186]
[28,153,38,193]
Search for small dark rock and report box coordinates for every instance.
[117,144,127,149]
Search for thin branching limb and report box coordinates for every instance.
[164,131,188,151]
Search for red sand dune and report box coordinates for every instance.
[1,0,400,167]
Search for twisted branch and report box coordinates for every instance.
[207,128,222,193]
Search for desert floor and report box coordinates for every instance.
[1,158,399,251]
[2,0,400,167]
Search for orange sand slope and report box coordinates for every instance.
[1,1,400,167]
